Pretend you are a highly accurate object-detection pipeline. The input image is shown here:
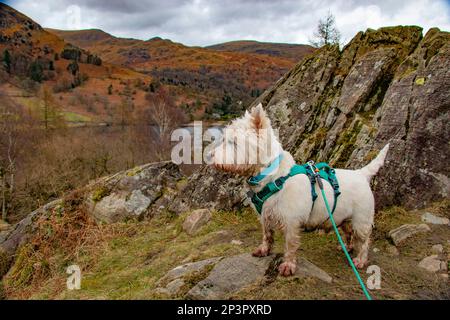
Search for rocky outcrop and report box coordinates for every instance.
[86,161,184,223]
[167,26,449,212]
[0,162,184,276]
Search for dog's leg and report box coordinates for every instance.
[252,219,274,257]
[352,224,371,269]
[336,220,353,252]
[278,221,300,276]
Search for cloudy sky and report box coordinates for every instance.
[3,0,450,46]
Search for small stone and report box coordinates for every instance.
[231,240,243,246]
[440,273,448,280]
[418,255,441,273]
[440,261,448,272]
[421,212,450,225]
[388,224,431,246]
[373,248,380,253]
[182,209,212,235]
[431,244,444,254]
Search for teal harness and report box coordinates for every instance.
[247,158,341,215]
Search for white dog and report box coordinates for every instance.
[209,104,389,276]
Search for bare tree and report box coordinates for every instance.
[310,11,341,48]
[143,87,187,159]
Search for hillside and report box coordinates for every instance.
[47,28,308,118]
[0,26,449,300]
[207,40,316,62]
[0,3,156,124]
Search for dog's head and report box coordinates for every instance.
[208,104,282,176]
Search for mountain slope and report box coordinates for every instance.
[47,28,305,117]
[206,40,316,62]
[0,3,154,124]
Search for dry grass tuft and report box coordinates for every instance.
[3,190,137,299]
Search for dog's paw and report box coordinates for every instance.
[252,246,270,257]
[278,261,297,277]
[352,257,367,269]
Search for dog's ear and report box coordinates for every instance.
[250,103,270,131]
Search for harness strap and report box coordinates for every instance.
[249,162,340,215]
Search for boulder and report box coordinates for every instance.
[186,253,333,299]
[187,253,274,300]
[87,162,184,223]
[418,255,443,273]
[90,190,151,223]
[421,212,450,226]
[388,224,431,246]
[182,209,212,235]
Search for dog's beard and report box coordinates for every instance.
[213,163,259,176]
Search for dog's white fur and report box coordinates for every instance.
[209,104,389,276]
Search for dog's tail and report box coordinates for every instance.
[358,144,390,182]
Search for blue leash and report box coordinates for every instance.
[308,161,372,300]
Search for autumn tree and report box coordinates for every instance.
[38,87,65,130]
[310,11,341,48]
[29,60,44,82]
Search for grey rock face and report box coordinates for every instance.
[186,254,333,299]
[388,224,431,246]
[87,161,184,223]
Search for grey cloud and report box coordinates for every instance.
[8,0,450,46]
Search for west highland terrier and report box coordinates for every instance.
[208,104,389,276]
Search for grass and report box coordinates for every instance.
[2,200,449,300]
[62,112,92,123]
